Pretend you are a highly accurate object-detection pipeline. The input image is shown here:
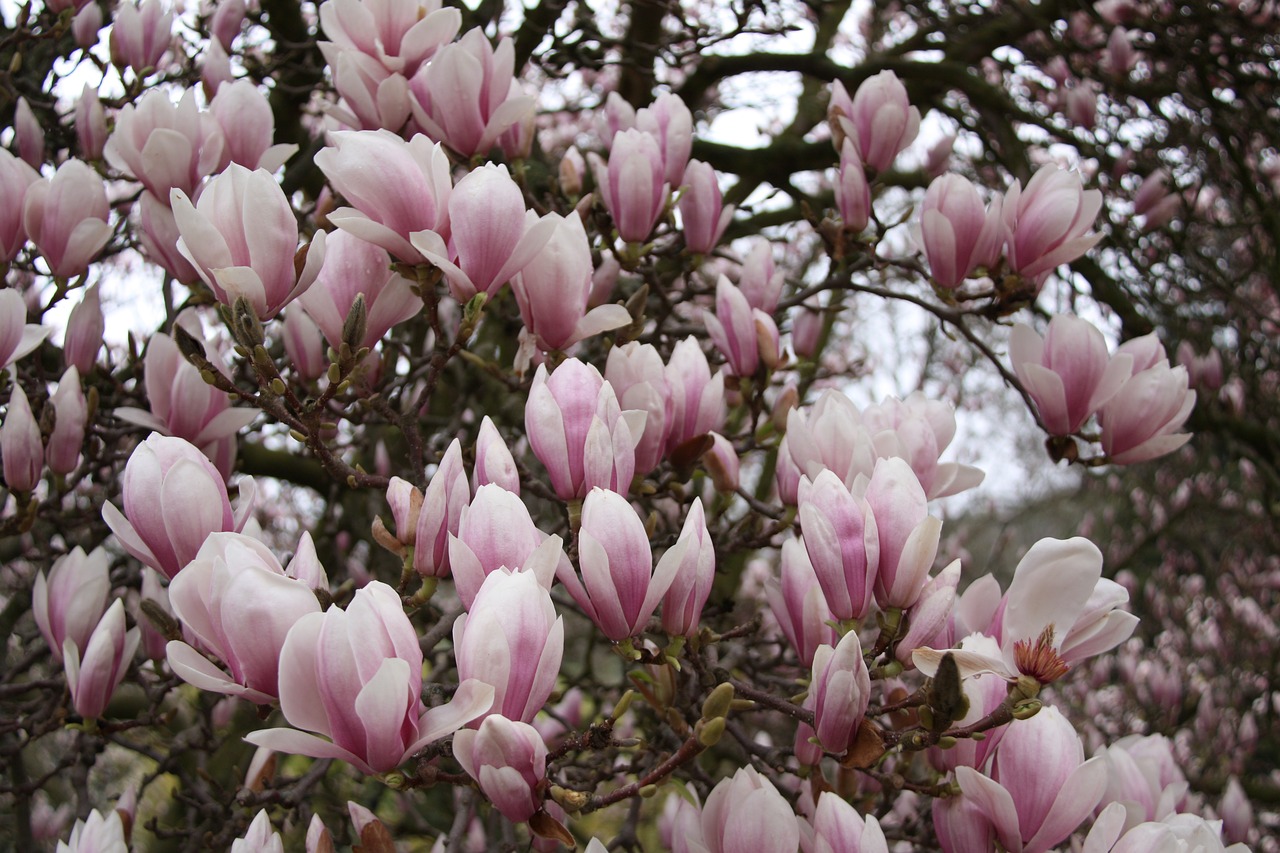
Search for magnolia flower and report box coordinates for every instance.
[1002,164,1103,282]
[453,716,549,823]
[171,164,327,319]
[920,174,1004,289]
[32,546,112,664]
[913,537,1138,685]
[166,532,327,703]
[245,581,493,774]
[22,159,112,279]
[1009,316,1134,436]
[700,767,801,853]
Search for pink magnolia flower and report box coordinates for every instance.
[737,240,784,314]
[807,792,889,853]
[47,367,87,475]
[605,342,672,476]
[230,810,283,853]
[1002,164,1103,282]
[679,160,733,254]
[102,434,257,580]
[171,164,327,319]
[798,469,880,622]
[139,191,201,284]
[320,45,414,131]
[511,212,631,357]
[298,230,422,349]
[557,488,687,642]
[933,794,996,853]
[244,581,493,774]
[454,566,563,724]
[829,71,921,172]
[453,715,548,823]
[862,393,985,499]
[71,3,101,48]
[1176,341,1223,391]
[895,560,962,668]
[472,416,520,494]
[109,0,173,74]
[210,80,297,173]
[785,390,876,488]
[956,706,1107,853]
[314,130,452,264]
[33,546,111,664]
[2,383,43,492]
[791,303,824,359]
[661,498,716,636]
[807,630,871,753]
[592,128,668,243]
[766,537,837,667]
[702,431,740,493]
[1098,362,1195,464]
[55,809,128,853]
[920,173,1005,289]
[664,337,725,454]
[0,290,50,369]
[866,457,941,610]
[704,275,779,378]
[64,600,141,720]
[210,0,246,50]
[283,308,326,382]
[834,139,870,233]
[408,29,534,158]
[448,484,559,609]
[63,283,104,374]
[385,439,469,579]
[166,532,327,703]
[23,159,112,279]
[524,359,645,500]
[636,92,694,187]
[105,88,225,201]
[913,537,1138,685]
[0,148,40,261]
[409,163,557,302]
[14,98,43,168]
[701,766,801,853]
[113,327,258,479]
[318,0,459,77]
[1009,316,1134,436]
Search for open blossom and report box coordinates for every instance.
[635,92,693,187]
[807,792,889,853]
[166,532,327,703]
[1009,315,1134,436]
[314,129,452,264]
[0,148,40,261]
[318,0,459,77]
[408,29,534,158]
[113,326,257,479]
[920,173,1005,288]
[829,71,920,172]
[298,230,422,349]
[913,537,1138,685]
[511,212,631,359]
[109,0,173,74]
[409,163,556,302]
[448,484,559,608]
[105,88,225,201]
[245,581,493,774]
[524,359,645,500]
[23,159,112,279]
[1002,164,1103,282]
[1098,362,1195,464]
[172,164,327,319]
[0,290,50,370]
[102,434,257,579]
[557,488,687,642]
[209,79,297,173]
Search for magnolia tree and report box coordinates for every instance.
[0,0,1275,850]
